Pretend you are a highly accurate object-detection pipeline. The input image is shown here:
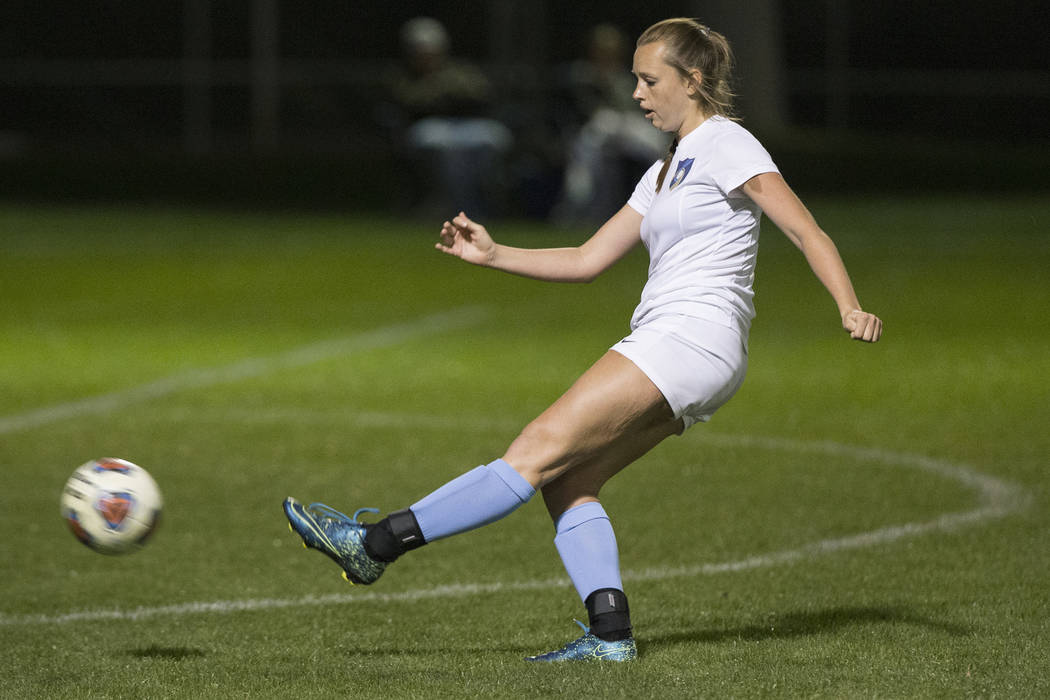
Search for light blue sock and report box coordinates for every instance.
[410,459,535,543]
[553,501,624,603]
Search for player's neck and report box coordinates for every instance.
[676,111,712,142]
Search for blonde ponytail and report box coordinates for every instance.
[654,138,678,192]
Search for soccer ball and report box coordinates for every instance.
[60,458,163,555]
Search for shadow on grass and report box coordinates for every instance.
[127,645,208,660]
[338,644,535,659]
[324,605,967,659]
[642,605,970,655]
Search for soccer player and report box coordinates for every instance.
[284,17,882,662]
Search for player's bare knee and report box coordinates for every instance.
[503,419,578,487]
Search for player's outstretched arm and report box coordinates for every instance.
[436,208,643,283]
[742,172,883,342]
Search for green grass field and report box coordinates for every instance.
[1,196,1048,698]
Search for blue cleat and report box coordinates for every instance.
[283,498,386,585]
[525,621,637,662]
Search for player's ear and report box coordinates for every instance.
[685,69,703,96]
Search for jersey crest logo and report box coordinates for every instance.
[668,158,694,190]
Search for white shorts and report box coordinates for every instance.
[610,316,748,429]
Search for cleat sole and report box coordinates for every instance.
[288,522,307,546]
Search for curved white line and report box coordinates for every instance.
[0,433,1027,627]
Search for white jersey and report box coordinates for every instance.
[626,116,778,339]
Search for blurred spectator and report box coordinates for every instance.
[552,24,667,224]
[383,17,513,217]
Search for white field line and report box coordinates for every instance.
[0,433,1028,627]
[0,306,489,436]
[147,406,525,432]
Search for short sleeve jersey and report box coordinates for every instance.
[626,116,778,338]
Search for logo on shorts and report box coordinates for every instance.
[669,158,694,190]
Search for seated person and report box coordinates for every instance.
[386,17,513,217]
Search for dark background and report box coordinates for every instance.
[1,0,1047,212]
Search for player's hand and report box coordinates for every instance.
[436,212,497,267]
[842,309,882,342]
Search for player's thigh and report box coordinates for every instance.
[503,350,674,485]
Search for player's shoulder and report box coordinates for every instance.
[677,116,761,154]
[703,118,771,164]
[708,117,763,146]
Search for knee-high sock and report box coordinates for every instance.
[410,459,535,543]
[553,501,623,603]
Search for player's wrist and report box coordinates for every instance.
[483,244,501,269]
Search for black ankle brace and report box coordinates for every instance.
[363,508,426,563]
[585,588,632,642]
[387,508,425,551]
